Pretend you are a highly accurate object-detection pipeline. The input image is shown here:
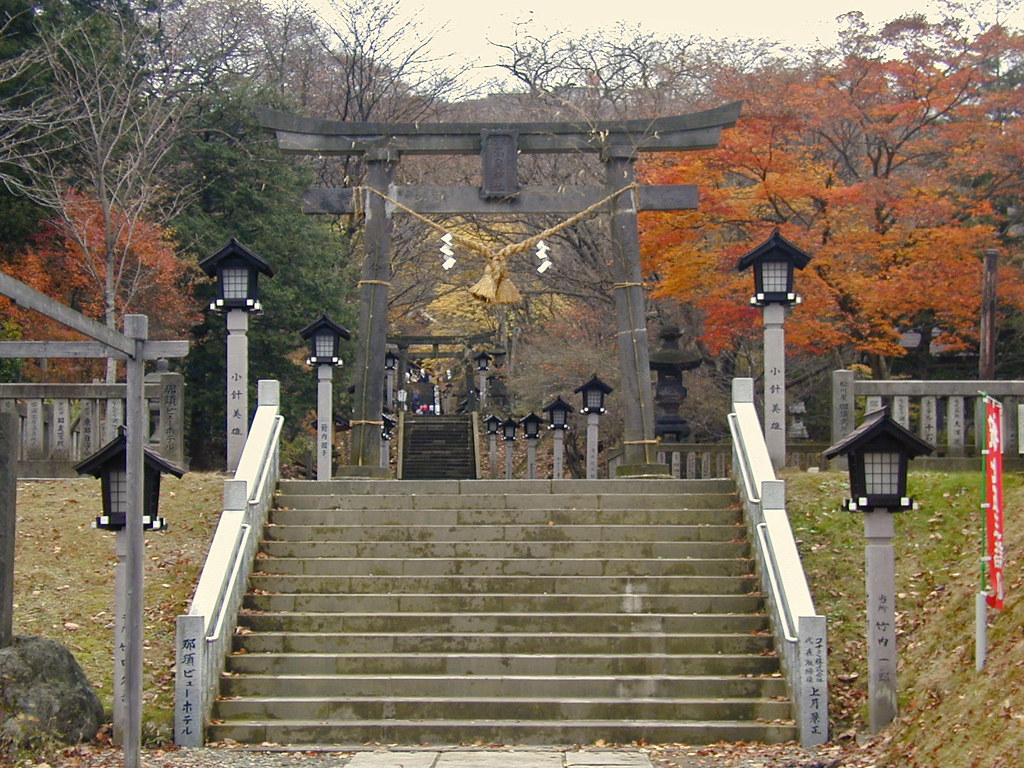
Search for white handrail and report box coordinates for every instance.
[756,522,797,642]
[174,380,282,747]
[205,524,251,643]
[730,377,828,747]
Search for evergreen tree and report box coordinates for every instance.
[172,79,359,469]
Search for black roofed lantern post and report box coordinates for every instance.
[543,396,573,479]
[300,315,351,481]
[824,406,932,734]
[501,416,518,479]
[484,414,502,478]
[75,426,185,531]
[474,351,492,413]
[199,238,275,472]
[520,412,544,479]
[380,412,397,470]
[575,374,613,480]
[75,426,185,744]
[384,350,400,411]
[737,229,811,471]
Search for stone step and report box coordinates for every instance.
[250,557,753,578]
[242,592,765,614]
[272,493,737,512]
[257,539,748,559]
[219,674,788,699]
[276,478,734,496]
[261,523,744,543]
[224,652,783,678]
[268,507,737,527]
[213,695,791,723]
[245,573,759,595]
[231,631,774,656]
[213,477,790,747]
[236,612,770,635]
[205,718,797,746]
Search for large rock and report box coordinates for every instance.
[0,636,104,746]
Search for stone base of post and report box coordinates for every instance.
[333,465,391,479]
[614,462,673,478]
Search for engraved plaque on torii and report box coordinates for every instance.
[480,129,519,199]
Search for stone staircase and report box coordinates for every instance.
[209,478,796,745]
[400,415,477,479]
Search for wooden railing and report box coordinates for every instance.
[0,372,184,476]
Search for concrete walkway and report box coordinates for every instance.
[344,750,653,768]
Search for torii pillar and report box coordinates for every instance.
[605,146,657,468]
[349,151,396,467]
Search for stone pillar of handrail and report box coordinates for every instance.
[730,377,828,747]
[174,380,282,747]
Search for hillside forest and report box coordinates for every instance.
[1,0,1023,469]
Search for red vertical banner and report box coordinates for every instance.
[985,398,1006,610]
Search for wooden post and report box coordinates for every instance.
[603,147,656,469]
[980,248,998,380]
[123,314,147,768]
[350,150,396,466]
[0,411,16,648]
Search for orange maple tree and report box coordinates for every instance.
[641,14,1024,377]
[1,190,197,381]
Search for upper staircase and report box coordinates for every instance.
[209,478,796,745]
[400,414,477,479]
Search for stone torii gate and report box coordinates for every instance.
[257,103,740,471]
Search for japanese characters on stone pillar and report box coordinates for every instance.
[159,373,185,467]
[174,614,204,746]
[799,616,828,744]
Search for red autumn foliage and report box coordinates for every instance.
[641,16,1024,374]
[1,191,198,381]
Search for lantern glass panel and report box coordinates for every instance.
[759,260,789,293]
[585,388,603,410]
[221,266,250,300]
[314,332,335,359]
[551,409,567,428]
[864,451,901,496]
[108,469,128,515]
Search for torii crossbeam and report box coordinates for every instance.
[257,103,741,471]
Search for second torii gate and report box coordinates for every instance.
[257,103,741,471]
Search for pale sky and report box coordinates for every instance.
[301,0,1024,92]
[397,0,1023,85]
